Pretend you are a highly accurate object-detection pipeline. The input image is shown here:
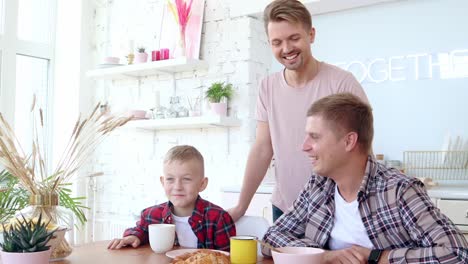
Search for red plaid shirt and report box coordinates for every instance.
[123,196,236,251]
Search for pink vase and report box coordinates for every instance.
[1,249,51,264]
[134,52,148,63]
[210,102,227,116]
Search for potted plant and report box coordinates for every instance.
[0,98,131,260]
[0,213,58,264]
[205,82,234,116]
[134,47,148,63]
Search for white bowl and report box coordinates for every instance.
[272,246,324,264]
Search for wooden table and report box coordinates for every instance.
[46,241,274,264]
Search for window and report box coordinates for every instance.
[0,0,56,161]
[0,0,4,34]
[14,55,50,151]
[17,0,52,44]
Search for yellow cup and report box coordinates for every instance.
[230,235,257,264]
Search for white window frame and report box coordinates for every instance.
[0,0,57,167]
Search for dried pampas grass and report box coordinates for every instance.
[0,97,131,223]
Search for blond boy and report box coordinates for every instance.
[108,145,236,251]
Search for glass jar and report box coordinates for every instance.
[155,106,167,119]
[166,96,180,118]
[18,193,74,261]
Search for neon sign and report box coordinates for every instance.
[333,49,468,84]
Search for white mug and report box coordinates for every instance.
[148,224,175,253]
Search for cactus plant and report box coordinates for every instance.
[0,213,57,253]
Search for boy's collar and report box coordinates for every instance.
[162,195,204,222]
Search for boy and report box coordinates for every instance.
[108,145,236,251]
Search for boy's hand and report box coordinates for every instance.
[107,235,141,250]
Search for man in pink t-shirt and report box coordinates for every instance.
[228,0,369,222]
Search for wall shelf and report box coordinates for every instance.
[86,57,208,79]
[126,116,241,130]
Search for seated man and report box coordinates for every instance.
[262,93,468,263]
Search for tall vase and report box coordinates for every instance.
[175,26,187,58]
[18,193,74,261]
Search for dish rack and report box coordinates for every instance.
[403,151,468,181]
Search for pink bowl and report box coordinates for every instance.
[128,110,147,119]
[271,247,324,264]
[103,56,120,64]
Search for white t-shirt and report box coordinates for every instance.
[172,214,198,248]
[328,185,374,250]
[255,62,369,212]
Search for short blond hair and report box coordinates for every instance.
[307,93,374,154]
[164,145,204,174]
[263,0,312,34]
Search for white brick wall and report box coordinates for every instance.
[78,0,272,243]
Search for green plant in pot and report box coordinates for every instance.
[0,213,58,264]
[205,82,234,116]
[0,97,131,260]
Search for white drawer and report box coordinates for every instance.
[437,199,468,225]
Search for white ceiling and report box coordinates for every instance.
[305,0,402,15]
[228,0,403,18]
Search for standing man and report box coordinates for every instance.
[228,0,368,222]
[262,93,468,263]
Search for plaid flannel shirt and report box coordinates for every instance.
[124,196,236,251]
[263,156,468,263]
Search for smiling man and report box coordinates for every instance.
[228,0,368,223]
[262,93,468,263]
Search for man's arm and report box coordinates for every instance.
[321,246,389,264]
[261,178,321,256]
[228,121,273,222]
[389,181,468,263]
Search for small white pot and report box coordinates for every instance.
[210,102,227,116]
[134,52,148,63]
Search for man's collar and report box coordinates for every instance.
[357,155,378,202]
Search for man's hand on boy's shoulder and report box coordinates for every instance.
[107,235,141,250]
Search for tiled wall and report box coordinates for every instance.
[81,0,271,242]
